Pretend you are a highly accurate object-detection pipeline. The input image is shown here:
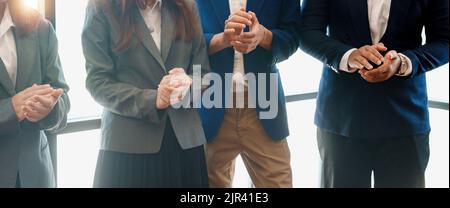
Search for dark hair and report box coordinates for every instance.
[6,0,42,36]
[106,0,199,52]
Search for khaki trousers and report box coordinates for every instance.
[205,108,292,188]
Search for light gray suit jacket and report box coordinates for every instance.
[82,0,210,154]
[0,20,70,188]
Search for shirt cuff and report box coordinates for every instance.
[396,53,413,77]
[339,49,358,73]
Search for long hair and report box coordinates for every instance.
[106,0,199,52]
[6,0,42,36]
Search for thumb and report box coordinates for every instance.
[374,43,388,52]
[387,50,399,61]
[51,89,64,98]
[248,11,258,24]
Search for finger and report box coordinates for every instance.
[159,94,170,104]
[230,42,250,53]
[33,95,54,108]
[231,41,249,48]
[169,79,182,88]
[169,68,185,75]
[23,106,44,122]
[361,50,383,66]
[365,47,384,65]
[248,11,259,24]
[232,10,252,20]
[23,84,51,94]
[161,85,177,94]
[236,37,254,44]
[224,28,236,36]
[356,56,373,70]
[359,69,369,75]
[23,87,54,99]
[51,89,64,98]
[240,32,257,39]
[160,75,173,85]
[226,15,252,26]
[374,43,388,52]
[386,50,399,60]
[349,60,364,70]
[225,22,246,31]
[27,101,48,114]
[22,84,52,95]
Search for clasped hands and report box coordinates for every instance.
[156,68,192,110]
[348,43,402,83]
[12,84,64,123]
[222,8,267,54]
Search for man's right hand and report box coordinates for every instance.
[224,8,253,44]
[348,43,388,70]
[208,8,253,55]
[11,84,54,121]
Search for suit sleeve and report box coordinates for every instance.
[401,0,449,78]
[190,1,211,76]
[298,0,353,71]
[268,0,302,65]
[37,21,71,132]
[0,98,20,135]
[82,1,163,123]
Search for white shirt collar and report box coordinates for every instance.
[0,4,15,38]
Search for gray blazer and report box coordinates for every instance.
[0,20,70,188]
[82,0,210,154]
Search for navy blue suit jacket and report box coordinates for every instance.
[299,0,449,138]
[196,0,301,141]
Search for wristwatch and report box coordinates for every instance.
[397,54,408,76]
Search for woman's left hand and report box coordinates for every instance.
[23,89,64,123]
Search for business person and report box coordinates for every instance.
[299,0,449,188]
[0,0,70,188]
[196,0,300,188]
[82,0,210,188]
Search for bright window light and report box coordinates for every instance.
[23,0,39,9]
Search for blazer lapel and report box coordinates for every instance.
[14,30,38,93]
[381,0,412,43]
[209,0,230,28]
[247,0,265,15]
[161,2,175,63]
[0,59,16,96]
[347,0,372,44]
[135,10,166,71]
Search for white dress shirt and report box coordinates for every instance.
[140,0,162,51]
[339,0,412,76]
[230,0,247,91]
[0,4,18,87]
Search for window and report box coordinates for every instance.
[56,0,100,119]
[55,0,101,187]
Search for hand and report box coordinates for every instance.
[223,8,253,47]
[359,50,401,83]
[23,89,64,123]
[231,11,266,54]
[156,75,176,110]
[348,43,388,70]
[11,84,54,121]
[168,68,192,105]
